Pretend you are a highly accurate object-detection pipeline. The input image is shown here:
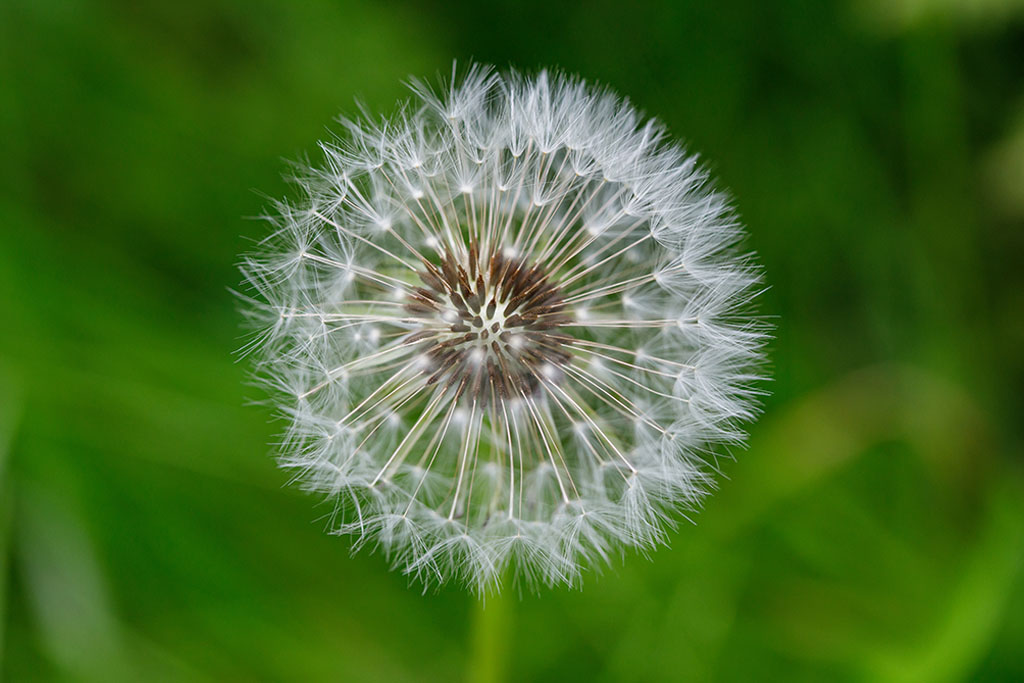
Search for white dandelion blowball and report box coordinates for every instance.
[240,65,767,592]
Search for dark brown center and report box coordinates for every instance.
[404,244,574,404]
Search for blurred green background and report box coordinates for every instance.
[2,0,1023,680]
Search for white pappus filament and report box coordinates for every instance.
[240,64,768,592]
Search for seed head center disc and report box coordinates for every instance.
[405,242,574,404]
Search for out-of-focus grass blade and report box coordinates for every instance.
[16,483,130,680]
[867,475,1024,682]
[706,364,993,539]
[0,363,20,668]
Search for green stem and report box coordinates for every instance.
[466,588,513,683]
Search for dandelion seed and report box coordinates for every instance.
[240,64,768,592]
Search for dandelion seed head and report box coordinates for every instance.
[240,64,768,592]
